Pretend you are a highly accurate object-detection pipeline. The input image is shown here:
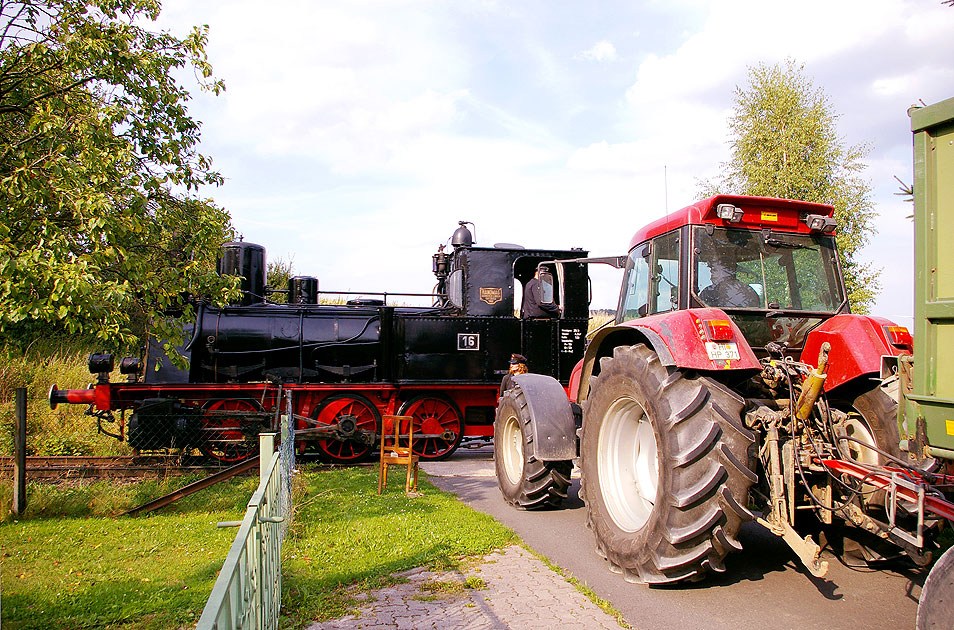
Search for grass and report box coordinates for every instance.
[280,465,516,627]
[0,465,516,629]
[0,474,259,629]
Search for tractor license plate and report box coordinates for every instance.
[705,342,740,361]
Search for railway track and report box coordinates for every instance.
[0,455,247,480]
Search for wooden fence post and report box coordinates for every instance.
[13,387,27,515]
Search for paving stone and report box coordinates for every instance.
[305,544,622,630]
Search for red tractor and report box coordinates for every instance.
[495,194,945,587]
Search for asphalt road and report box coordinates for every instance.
[422,446,923,630]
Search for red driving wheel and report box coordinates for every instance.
[399,394,463,460]
[198,398,261,463]
[311,394,381,463]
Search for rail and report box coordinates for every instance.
[196,433,286,630]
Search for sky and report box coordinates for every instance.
[156,0,954,324]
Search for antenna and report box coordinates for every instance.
[664,165,669,213]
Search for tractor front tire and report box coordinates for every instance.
[581,344,756,584]
[494,385,573,510]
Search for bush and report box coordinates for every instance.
[0,341,131,457]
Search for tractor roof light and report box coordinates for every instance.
[716,203,744,223]
[804,213,837,233]
[883,325,913,349]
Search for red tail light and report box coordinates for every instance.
[703,319,734,341]
[883,325,913,348]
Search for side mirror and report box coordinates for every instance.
[539,271,555,304]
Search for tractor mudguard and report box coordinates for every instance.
[800,314,912,392]
[575,309,760,403]
[510,373,577,461]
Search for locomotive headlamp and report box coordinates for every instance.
[119,357,142,375]
[88,353,114,375]
[715,203,744,223]
[804,214,837,233]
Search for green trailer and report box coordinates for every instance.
[906,97,954,457]
[909,96,954,629]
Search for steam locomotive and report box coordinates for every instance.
[50,223,590,462]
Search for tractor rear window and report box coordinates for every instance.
[692,226,844,312]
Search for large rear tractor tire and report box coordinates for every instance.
[825,384,912,563]
[580,344,756,584]
[831,384,901,466]
[494,386,573,510]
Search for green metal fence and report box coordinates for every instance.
[196,432,287,630]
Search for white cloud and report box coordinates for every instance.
[578,40,617,62]
[153,0,954,316]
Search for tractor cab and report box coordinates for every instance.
[617,195,848,353]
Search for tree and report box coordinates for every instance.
[700,60,880,313]
[266,257,295,303]
[0,0,237,361]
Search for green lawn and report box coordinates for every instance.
[281,466,516,626]
[0,465,516,629]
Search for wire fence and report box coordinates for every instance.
[278,391,296,543]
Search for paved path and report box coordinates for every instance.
[421,447,923,630]
[305,544,623,630]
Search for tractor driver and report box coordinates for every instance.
[698,256,760,308]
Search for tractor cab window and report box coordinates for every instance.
[650,231,681,314]
[692,226,843,312]
[618,243,650,322]
[691,226,846,349]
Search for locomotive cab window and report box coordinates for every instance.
[514,259,561,319]
[538,269,555,304]
[446,268,464,309]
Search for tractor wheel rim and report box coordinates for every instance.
[500,413,523,485]
[597,396,658,533]
[845,414,879,465]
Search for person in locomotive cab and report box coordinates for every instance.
[499,353,529,396]
[522,268,560,319]
[698,255,760,308]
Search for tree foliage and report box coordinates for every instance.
[0,0,237,359]
[266,256,294,303]
[700,60,880,313]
